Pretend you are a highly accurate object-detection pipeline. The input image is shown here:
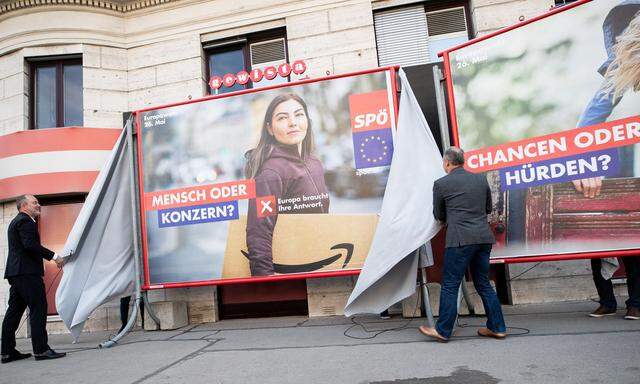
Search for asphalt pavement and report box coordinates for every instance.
[2,300,639,384]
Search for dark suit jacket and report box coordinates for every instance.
[433,167,496,248]
[4,212,55,278]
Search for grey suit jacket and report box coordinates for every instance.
[433,167,496,248]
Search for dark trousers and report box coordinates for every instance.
[436,244,506,339]
[1,275,50,354]
[591,256,640,310]
[119,296,144,331]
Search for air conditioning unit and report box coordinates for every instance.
[425,7,469,62]
[249,38,288,87]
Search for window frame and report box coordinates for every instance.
[372,0,473,67]
[29,56,83,130]
[204,28,288,95]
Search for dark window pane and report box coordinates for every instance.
[35,66,57,129]
[209,48,245,94]
[63,64,83,126]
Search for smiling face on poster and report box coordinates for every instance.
[136,68,397,287]
[445,0,640,259]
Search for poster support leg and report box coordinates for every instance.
[142,291,161,327]
[461,278,475,315]
[433,65,451,149]
[418,244,435,327]
[100,117,144,348]
[456,284,463,315]
[420,267,434,328]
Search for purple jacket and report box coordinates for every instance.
[246,144,330,276]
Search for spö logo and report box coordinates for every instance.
[349,90,391,132]
[348,89,394,170]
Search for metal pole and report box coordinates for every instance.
[142,291,160,326]
[418,246,435,327]
[132,124,160,327]
[433,65,451,149]
[128,121,161,328]
[461,279,476,315]
[100,117,143,348]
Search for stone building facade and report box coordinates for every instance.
[1,0,606,334]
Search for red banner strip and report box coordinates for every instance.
[144,179,256,211]
[464,116,640,173]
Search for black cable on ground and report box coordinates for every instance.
[456,317,530,336]
[344,283,423,340]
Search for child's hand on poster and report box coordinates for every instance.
[571,177,602,199]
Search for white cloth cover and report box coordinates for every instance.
[344,69,445,316]
[55,124,135,340]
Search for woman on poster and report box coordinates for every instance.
[574,0,640,198]
[245,93,330,276]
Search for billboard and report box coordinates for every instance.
[442,0,640,260]
[135,68,398,288]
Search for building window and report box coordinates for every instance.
[30,57,83,129]
[204,28,288,95]
[374,1,471,66]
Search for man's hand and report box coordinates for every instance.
[54,257,65,269]
[572,177,602,198]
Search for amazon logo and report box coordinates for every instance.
[240,243,354,273]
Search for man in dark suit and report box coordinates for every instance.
[419,147,506,342]
[1,195,66,363]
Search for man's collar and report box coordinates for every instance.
[450,166,465,174]
[20,211,36,222]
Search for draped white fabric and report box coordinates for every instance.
[55,125,135,340]
[344,69,445,316]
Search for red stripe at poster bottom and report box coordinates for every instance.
[492,249,640,264]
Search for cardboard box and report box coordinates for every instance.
[222,214,378,278]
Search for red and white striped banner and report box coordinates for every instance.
[0,127,121,201]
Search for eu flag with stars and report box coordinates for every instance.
[353,128,394,169]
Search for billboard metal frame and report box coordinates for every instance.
[438,0,640,264]
[133,66,399,290]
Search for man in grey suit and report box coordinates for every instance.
[419,147,506,342]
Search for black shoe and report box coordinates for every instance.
[1,351,32,364]
[588,305,617,318]
[34,349,66,361]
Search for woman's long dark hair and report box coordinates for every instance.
[245,93,315,178]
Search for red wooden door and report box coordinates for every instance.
[525,179,640,245]
[39,203,83,315]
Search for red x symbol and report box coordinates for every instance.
[257,196,276,218]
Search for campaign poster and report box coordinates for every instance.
[136,68,397,286]
[445,0,640,259]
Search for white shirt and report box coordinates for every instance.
[23,211,59,260]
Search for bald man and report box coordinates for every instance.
[2,195,66,363]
